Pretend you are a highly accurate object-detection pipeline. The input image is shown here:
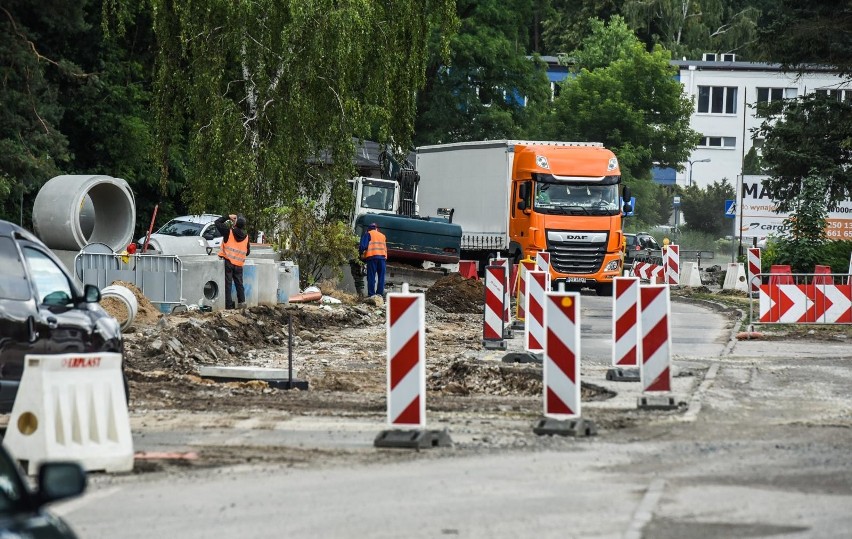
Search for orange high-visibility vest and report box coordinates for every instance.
[218,233,249,266]
[364,229,387,258]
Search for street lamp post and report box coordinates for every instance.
[688,158,711,187]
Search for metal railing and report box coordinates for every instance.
[74,252,183,309]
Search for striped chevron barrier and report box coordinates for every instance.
[489,258,512,334]
[515,258,537,324]
[386,292,426,427]
[612,277,640,368]
[665,244,680,285]
[759,283,852,324]
[748,248,761,295]
[633,261,664,283]
[543,292,581,418]
[640,285,672,393]
[483,266,507,350]
[524,270,549,353]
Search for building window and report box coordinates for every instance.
[699,136,736,148]
[697,86,738,114]
[756,87,797,104]
[816,89,852,103]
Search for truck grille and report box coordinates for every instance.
[547,233,608,274]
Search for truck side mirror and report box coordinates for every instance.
[519,183,529,200]
[622,202,633,213]
[517,200,527,211]
[622,186,631,201]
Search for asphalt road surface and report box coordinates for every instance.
[55,296,852,538]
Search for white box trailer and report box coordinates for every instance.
[415,140,605,255]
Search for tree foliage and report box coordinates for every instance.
[773,174,830,272]
[140,0,456,234]
[681,178,735,236]
[414,0,550,145]
[755,94,852,212]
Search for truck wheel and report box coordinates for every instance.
[596,283,613,296]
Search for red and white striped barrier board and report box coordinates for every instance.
[665,245,679,285]
[483,266,506,345]
[490,258,512,328]
[525,270,549,352]
[543,292,581,419]
[640,285,672,393]
[386,292,426,427]
[515,259,537,322]
[612,277,640,367]
[536,251,551,276]
[633,261,664,283]
[759,283,852,324]
[748,248,761,294]
[510,263,519,296]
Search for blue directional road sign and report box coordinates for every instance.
[724,199,736,218]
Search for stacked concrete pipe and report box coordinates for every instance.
[100,284,138,332]
[33,175,136,252]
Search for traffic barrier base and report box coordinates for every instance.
[680,261,702,287]
[500,351,542,364]
[606,367,640,382]
[374,428,453,449]
[533,417,597,437]
[637,395,679,410]
[5,352,134,474]
[722,263,748,292]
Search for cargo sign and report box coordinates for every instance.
[738,175,852,240]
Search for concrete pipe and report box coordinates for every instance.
[145,235,212,256]
[33,175,136,251]
[100,284,138,332]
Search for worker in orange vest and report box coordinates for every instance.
[215,213,251,309]
[359,223,387,297]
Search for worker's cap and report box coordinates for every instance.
[235,215,246,229]
[369,223,378,229]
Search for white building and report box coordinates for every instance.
[673,55,851,188]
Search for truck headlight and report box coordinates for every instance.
[605,260,620,272]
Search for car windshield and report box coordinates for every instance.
[157,220,205,237]
[534,183,619,215]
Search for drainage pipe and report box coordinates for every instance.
[100,284,138,332]
[33,175,136,251]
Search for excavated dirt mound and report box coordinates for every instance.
[426,274,485,313]
[109,280,162,326]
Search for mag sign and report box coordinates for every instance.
[738,175,852,240]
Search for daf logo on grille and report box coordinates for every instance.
[565,234,587,240]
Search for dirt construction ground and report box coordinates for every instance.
[115,276,850,472]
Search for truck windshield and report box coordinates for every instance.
[361,184,395,211]
[535,183,619,215]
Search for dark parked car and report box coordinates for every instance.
[624,232,660,266]
[0,443,86,538]
[0,220,124,412]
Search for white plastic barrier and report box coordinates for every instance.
[723,263,748,292]
[680,261,702,287]
[5,353,134,474]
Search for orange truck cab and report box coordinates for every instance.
[415,140,632,296]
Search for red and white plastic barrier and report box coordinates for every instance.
[386,292,426,427]
[640,285,672,393]
[524,270,549,352]
[515,258,537,322]
[536,251,551,275]
[748,248,761,294]
[543,292,581,418]
[490,257,512,329]
[665,244,679,285]
[612,277,640,368]
[483,265,506,346]
[633,261,664,283]
[759,283,852,324]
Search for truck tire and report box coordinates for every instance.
[596,283,613,296]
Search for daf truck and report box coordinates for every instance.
[415,140,631,295]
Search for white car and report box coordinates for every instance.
[138,214,223,248]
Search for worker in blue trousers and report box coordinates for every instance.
[359,223,387,297]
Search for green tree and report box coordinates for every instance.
[414,0,551,145]
[773,174,829,273]
[541,0,623,54]
[681,179,735,236]
[133,0,456,235]
[742,146,765,175]
[538,17,699,224]
[0,1,76,225]
[754,94,852,212]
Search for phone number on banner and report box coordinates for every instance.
[825,219,852,239]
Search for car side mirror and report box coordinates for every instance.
[83,284,100,303]
[517,200,527,211]
[37,462,87,506]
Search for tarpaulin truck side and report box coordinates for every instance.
[415,140,629,296]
